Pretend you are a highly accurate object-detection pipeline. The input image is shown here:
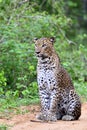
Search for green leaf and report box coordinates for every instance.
[0,0,2,3]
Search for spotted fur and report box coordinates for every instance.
[34,37,81,121]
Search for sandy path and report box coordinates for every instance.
[0,103,87,130]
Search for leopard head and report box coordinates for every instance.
[34,37,55,60]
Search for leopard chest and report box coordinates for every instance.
[37,67,57,91]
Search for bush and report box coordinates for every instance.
[0,71,7,96]
[0,0,87,102]
[0,0,71,99]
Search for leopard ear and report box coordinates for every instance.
[34,38,38,43]
[50,37,55,43]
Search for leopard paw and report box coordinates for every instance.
[36,113,47,120]
[47,113,57,121]
[62,115,74,121]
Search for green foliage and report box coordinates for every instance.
[0,42,37,95]
[0,125,7,130]
[0,0,87,111]
[0,71,6,87]
[0,0,71,100]
[0,71,7,95]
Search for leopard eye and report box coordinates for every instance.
[42,44,46,47]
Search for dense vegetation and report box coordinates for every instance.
[0,0,87,110]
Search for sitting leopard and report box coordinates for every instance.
[34,37,81,121]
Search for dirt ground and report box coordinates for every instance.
[0,103,87,130]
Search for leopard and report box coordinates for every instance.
[34,37,81,121]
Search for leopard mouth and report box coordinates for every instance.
[41,54,48,60]
[37,54,48,60]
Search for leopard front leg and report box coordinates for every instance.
[46,90,58,121]
[37,90,60,121]
[36,89,50,121]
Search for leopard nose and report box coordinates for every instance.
[36,51,40,54]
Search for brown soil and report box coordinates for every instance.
[0,103,87,130]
